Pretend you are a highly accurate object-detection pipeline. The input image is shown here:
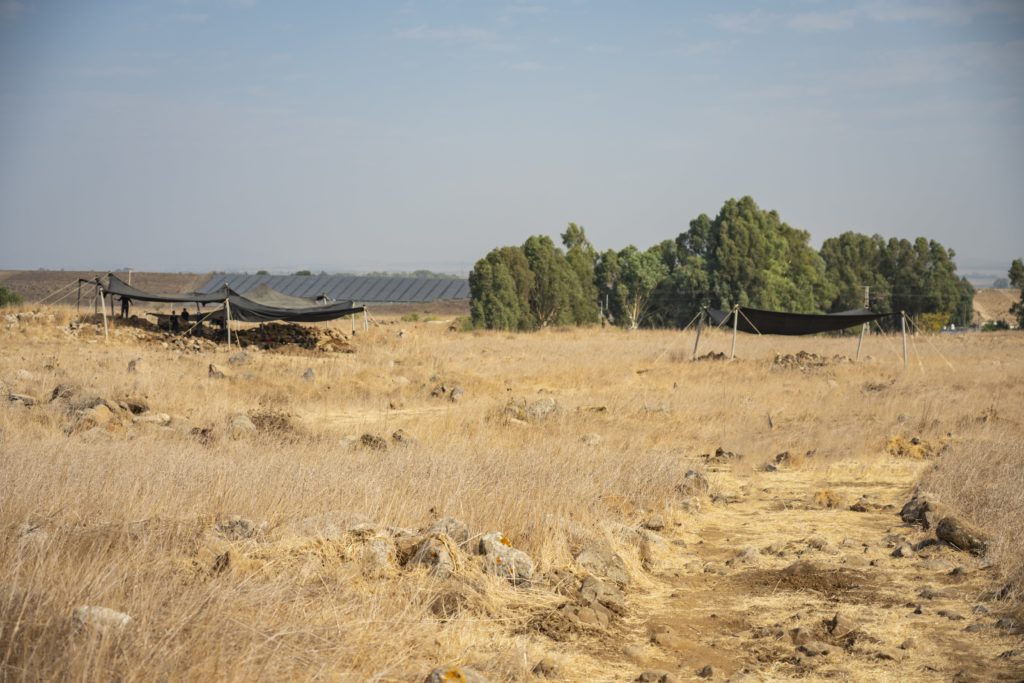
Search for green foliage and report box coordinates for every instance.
[0,286,23,307]
[820,232,891,311]
[256,270,269,275]
[597,245,669,329]
[469,229,599,330]
[400,312,420,322]
[1010,258,1024,327]
[676,196,835,314]
[468,196,975,333]
[293,270,313,276]
[561,224,600,325]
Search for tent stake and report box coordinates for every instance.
[901,311,908,370]
[730,305,739,360]
[691,309,704,360]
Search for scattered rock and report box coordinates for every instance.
[360,433,388,451]
[425,517,470,546]
[449,386,464,403]
[423,666,490,683]
[126,358,143,373]
[936,517,989,555]
[409,536,458,578]
[216,515,265,540]
[581,432,603,447]
[892,543,914,558]
[900,493,946,530]
[8,393,36,407]
[575,547,630,585]
[827,612,859,638]
[302,367,315,381]
[798,640,832,657]
[702,447,743,464]
[526,397,557,421]
[227,414,257,439]
[697,665,714,678]
[641,514,666,532]
[677,470,710,498]
[635,671,676,683]
[532,658,562,678]
[478,532,534,586]
[735,546,760,564]
[208,363,227,379]
[391,429,416,447]
[849,496,871,512]
[361,537,396,577]
[71,606,133,633]
[899,638,915,650]
[578,574,626,616]
[228,351,251,365]
[937,610,965,621]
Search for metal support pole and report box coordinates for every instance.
[100,291,109,342]
[351,313,355,334]
[363,309,368,332]
[225,298,231,346]
[730,305,739,360]
[691,309,704,360]
[901,311,908,370]
[76,281,82,315]
[856,322,866,360]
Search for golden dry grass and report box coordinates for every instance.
[1,305,1022,681]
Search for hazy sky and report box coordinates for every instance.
[1,1,1022,274]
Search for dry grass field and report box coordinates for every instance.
[1,304,1023,682]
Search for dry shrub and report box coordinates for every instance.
[918,431,1024,613]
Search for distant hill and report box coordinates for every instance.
[972,288,1019,326]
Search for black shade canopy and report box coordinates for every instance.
[708,306,892,335]
[97,275,364,324]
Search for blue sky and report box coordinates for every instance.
[0,0,1022,275]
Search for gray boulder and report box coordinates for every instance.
[478,532,534,586]
[937,517,989,555]
[425,517,470,546]
[575,547,630,585]
[409,537,458,578]
[71,606,133,633]
[677,470,710,497]
[228,414,257,439]
[526,397,557,421]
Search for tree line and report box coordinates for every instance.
[470,196,978,331]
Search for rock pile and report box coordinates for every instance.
[234,323,354,352]
[772,351,850,372]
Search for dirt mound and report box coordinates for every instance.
[772,351,850,372]
[235,323,354,352]
[738,561,872,600]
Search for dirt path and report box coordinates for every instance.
[620,460,1024,681]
